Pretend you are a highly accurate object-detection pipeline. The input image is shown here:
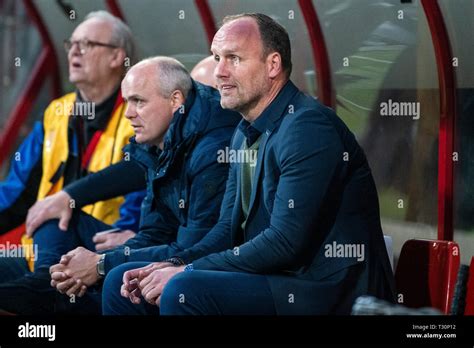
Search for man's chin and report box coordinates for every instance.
[68,73,86,85]
[220,98,240,110]
[134,135,151,145]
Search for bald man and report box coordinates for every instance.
[190,55,217,88]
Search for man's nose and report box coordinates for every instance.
[214,59,229,79]
[67,45,81,63]
[69,42,82,56]
[124,104,136,119]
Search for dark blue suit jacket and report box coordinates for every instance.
[175,81,395,314]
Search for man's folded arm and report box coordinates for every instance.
[63,159,146,207]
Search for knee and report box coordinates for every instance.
[104,263,130,294]
[102,262,153,315]
[102,264,131,315]
[160,271,200,315]
[103,262,150,301]
[35,219,61,235]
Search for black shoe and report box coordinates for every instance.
[0,269,56,315]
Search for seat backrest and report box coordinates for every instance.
[450,264,469,315]
[464,257,474,315]
[394,239,460,314]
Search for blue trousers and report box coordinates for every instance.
[0,212,108,284]
[0,257,30,284]
[103,262,277,315]
[33,212,111,269]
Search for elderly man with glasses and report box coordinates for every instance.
[0,11,145,313]
[63,38,121,54]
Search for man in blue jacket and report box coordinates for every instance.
[102,13,395,315]
[0,56,240,314]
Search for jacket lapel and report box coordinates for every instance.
[231,81,301,238]
[230,131,245,242]
[245,81,300,225]
[247,129,271,217]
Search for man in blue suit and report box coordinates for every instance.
[102,13,395,315]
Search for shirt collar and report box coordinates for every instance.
[238,120,261,147]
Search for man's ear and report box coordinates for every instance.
[170,90,186,112]
[110,48,127,69]
[267,52,283,79]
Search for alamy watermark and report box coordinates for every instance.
[324,241,365,261]
[18,322,55,341]
[217,146,258,167]
[0,242,38,261]
[380,99,420,120]
[54,100,96,120]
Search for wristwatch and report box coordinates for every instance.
[96,254,106,277]
[164,257,185,266]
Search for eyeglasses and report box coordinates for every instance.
[63,39,118,54]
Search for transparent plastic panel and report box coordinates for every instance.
[314,0,441,258]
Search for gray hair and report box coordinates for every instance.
[135,56,192,99]
[84,11,138,65]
